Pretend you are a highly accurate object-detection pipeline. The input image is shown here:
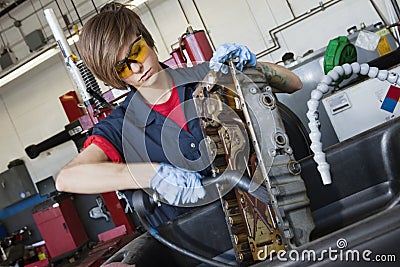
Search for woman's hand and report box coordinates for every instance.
[209,43,257,74]
[150,163,205,206]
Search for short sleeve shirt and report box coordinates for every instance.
[84,62,210,227]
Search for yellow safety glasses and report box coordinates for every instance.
[114,35,148,79]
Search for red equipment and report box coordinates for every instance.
[59,91,135,234]
[32,196,88,259]
[164,26,214,68]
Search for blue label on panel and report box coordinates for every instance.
[381,97,397,113]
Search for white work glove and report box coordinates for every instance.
[150,163,205,206]
[209,43,257,74]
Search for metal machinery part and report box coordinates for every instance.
[192,65,315,265]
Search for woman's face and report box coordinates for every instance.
[115,35,162,89]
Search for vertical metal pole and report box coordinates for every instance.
[90,0,99,14]
[191,0,215,50]
[70,0,83,26]
[391,0,400,21]
[44,8,91,102]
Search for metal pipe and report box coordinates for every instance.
[285,0,296,19]
[44,8,90,102]
[59,0,80,54]
[29,0,47,39]
[91,0,99,14]
[0,0,98,49]
[177,0,190,25]
[144,2,169,54]
[69,0,83,26]
[0,0,27,18]
[0,0,54,34]
[191,0,215,50]
[256,0,342,59]
[369,0,400,45]
[370,0,391,26]
[244,0,270,50]
[0,32,6,47]
[390,0,400,21]
[43,8,73,62]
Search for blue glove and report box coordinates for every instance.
[150,163,205,206]
[209,43,257,74]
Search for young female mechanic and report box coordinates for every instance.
[55,2,302,226]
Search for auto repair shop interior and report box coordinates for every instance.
[0,0,399,266]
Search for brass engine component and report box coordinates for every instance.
[193,64,315,265]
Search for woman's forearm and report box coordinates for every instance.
[258,62,302,93]
[56,155,159,194]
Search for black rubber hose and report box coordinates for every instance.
[131,191,235,267]
[202,171,271,205]
[130,171,271,266]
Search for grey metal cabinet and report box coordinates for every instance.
[0,160,37,210]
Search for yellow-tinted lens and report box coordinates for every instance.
[115,35,148,79]
[115,62,132,79]
[127,37,147,63]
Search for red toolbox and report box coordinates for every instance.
[32,195,88,258]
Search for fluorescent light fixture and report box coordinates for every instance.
[0,34,80,88]
[125,0,147,7]
[0,48,58,87]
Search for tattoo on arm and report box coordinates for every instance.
[261,64,288,88]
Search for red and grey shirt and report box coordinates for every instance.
[83,63,210,227]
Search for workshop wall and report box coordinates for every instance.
[0,53,77,182]
[0,0,398,233]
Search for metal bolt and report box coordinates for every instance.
[284,146,292,154]
[288,161,301,175]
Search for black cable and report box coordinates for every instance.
[191,0,216,50]
[29,0,46,37]
[69,0,83,27]
[0,32,7,48]
[390,0,400,21]
[147,227,234,267]
[90,0,99,14]
[285,0,296,19]
[131,191,235,267]
[177,0,190,25]
[59,0,80,53]
[369,0,400,45]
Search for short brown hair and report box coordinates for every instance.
[78,2,155,89]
